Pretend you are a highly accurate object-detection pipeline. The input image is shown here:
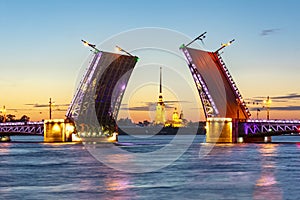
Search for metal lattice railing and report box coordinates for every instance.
[216,53,251,118]
[243,120,300,135]
[0,121,44,135]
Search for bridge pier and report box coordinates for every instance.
[44,119,76,142]
[206,118,273,143]
[206,118,238,143]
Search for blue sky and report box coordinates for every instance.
[0,0,299,121]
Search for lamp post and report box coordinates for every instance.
[49,98,52,120]
[183,32,207,47]
[81,39,100,53]
[264,96,271,120]
[236,98,241,121]
[115,45,134,57]
[214,39,235,54]
[256,108,260,119]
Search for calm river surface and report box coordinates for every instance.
[1,135,300,200]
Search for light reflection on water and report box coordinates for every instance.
[253,144,283,200]
[0,135,300,199]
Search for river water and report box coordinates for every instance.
[1,135,300,200]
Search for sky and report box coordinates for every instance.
[0,0,299,122]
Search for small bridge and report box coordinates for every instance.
[242,120,300,137]
[0,121,44,136]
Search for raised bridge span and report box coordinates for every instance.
[180,42,300,142]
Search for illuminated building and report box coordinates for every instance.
[165,108,186,128]
[154,67,186,127]
[155,67,166,125]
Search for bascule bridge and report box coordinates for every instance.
[180,33,300,142]
[0,36,299,143]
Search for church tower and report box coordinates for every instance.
[155,67,166,125]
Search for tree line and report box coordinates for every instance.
[0,114,30,123]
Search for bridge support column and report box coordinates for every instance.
[206,118,237,143]
[44,119,75,142]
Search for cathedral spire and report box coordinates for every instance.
[158,67,164,105]
[159,67,162,94]
[155,67,165,125]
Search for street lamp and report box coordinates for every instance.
[49,98,53,120]
[182,32,207,48]
[81,39,100,53]
[115,45,134,57]
[264,96,272,120]
[214,39,235,54]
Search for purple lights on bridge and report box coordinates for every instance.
[0,121,44,135]
[243,120,300,136]
[181,47,219,118]
[0,121,44,126]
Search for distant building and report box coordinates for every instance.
[154,67,187,127]
[165,108,186,128]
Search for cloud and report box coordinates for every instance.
[120,106,154,111]
[165,100,191,104]
[246,99,287,103]
[271,93,300,100]
[271,106,300,111]
[250,106,300,111]
[260,28,280,36]
[120,102,178,111]
[250,93,300,103]
[24,103,48,108]
[120,100,191,111]
[244,98,264,103]
[6,108,33,112]
[244,99,286,104]
[53,108,68,112]
[120,105,175,111]
[24,103,70,108]
[140,100,191,105]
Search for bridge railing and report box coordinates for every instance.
[0,121,44,126]
[0,121,44,135]
[247,119,300,124]
[242,120,300,136]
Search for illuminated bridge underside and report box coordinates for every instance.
[181,47,251,120]
[242,120,300,136]
[0,122,44,136]
[66,51,137,136]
